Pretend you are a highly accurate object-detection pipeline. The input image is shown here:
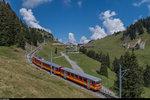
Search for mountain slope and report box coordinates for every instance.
[86,30,150,68]
[85,18,150,98]
[0,0,54,48]
[0,45,96,98]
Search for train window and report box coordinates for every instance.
[90,81,92,84]
[79,76,82,81]
[83,78,87,83]
[90,81,95,86]
[93,81,95,86]
[67,72,70,76]
[62,70,64,73]
[96,81,101,85]
[71,73,74,77]
[56,68,58,71]
[75,74,78,79]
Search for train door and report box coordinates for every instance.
[54,67,56,74]
[41,63,43,69]
[87,79,90,89]
[64,71,66,79]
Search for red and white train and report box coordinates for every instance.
[32,56,102,91]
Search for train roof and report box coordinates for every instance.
[33,56,102,82]
[61,67,102,82]
[33,56,61,68]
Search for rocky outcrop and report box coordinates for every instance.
[139,40,147,49]
[121,38,147,50]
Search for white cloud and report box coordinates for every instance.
[59,38,63,42]
[20,8,51,33]
[22,0,53,8]
[64,0,71,6]
[100,10,125,35]
[133,0,150,7]
[89,25,107,40]
[99,10,116,20]
[80,36,90,44]
[89,10,125,41]
[77,1,82,7]
[103,18,125,35]
[68,33,76,44]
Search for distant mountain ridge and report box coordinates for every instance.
[0,0,54,49]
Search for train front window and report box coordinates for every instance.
[96,81,101,86]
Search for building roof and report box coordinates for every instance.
[61,67,101,82]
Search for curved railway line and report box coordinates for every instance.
[27,43,118,98]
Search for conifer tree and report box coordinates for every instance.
[55,48,57,55]
[106,53,110,68]
[143,65,150,87]
[112,57,120,73]
[100,61,108,78]
[0,1,54,48]
[114,52,143,98]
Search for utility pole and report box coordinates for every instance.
[50,49,52,75]
[76,45,77,51]
[119,64,130,98]
[31,42,32,53]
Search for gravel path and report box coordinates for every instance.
[61,52,84,73]
[27,44,118,98]
[61,52,118,98]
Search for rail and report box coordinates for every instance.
[26,43,118,98]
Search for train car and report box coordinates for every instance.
[60,67,102,91]
[32,56,63,75]
[32,56,102,91]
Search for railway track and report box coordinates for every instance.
[27,43,118,98]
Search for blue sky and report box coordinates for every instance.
[7,0,150,44]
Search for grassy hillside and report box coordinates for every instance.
[67,53,117,93]
[86,31,150,69]
[36,43,72,69]
[0,45,96,98]
[85,30,150,98]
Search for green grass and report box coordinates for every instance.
[141,87,150,98]
[86,31,150,69]
[0,45,96,98]
[67,53,117,93]
[36,42,72,69]
[53,56,72,69]
[85,31,150,98]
